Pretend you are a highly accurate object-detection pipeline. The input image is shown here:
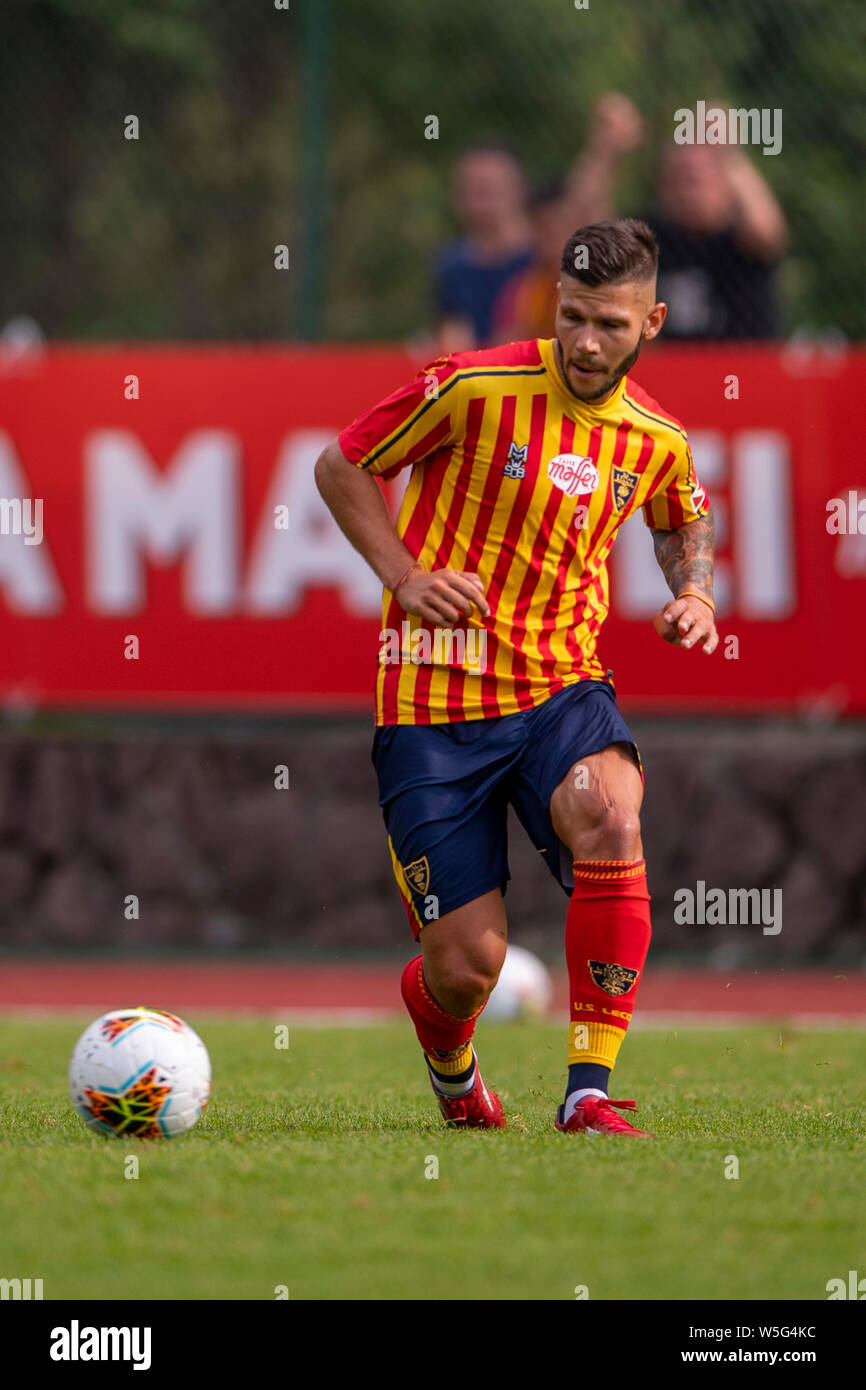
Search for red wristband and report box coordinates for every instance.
[391,562,423,595]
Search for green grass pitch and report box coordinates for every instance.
[1,1017,863,1301]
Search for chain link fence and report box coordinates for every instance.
[1,0,863,342]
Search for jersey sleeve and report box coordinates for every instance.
[337,355,464,482]
[641,437,711,530]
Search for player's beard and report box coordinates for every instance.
[556,332,644,403]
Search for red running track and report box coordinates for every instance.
[0,960,864,1019]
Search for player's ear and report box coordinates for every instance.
[642,301,667,340]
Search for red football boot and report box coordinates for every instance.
[555,1095,653,1138]
[430,1064,507,1129]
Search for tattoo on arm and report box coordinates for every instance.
[652,512,715,600]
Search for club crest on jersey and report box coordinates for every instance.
[503,441,528,479]
[611,466,639,511]
[403,856,430,896]
[547,453,599,497]
[588,959,639,996]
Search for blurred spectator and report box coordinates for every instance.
[438,103,645,348]
[490,179,567,343]
[432,144,534,351]
[556,93,789,340]
[434,98,787,347]
[650,140,788,338]
[492,95,645,341]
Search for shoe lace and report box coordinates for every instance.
[589,1097,639,1129]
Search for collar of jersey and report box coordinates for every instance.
[537,337,627,419]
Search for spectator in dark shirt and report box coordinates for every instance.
[546,93,788,340]
[650,143,786,339]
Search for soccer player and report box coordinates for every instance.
[315,219,717,1137]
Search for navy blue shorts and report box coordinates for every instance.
[371,679,641,938]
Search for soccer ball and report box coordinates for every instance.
[69,1007,211,1139]
[485,945,554,1021]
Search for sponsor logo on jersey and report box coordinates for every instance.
[503,441,528,479]
[404,856,430,895]
[588,959,639,996]
[547,453,599,497]
[611,466,640,511]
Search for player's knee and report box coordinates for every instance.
[430,960,499,1019]
[571,802,641,861]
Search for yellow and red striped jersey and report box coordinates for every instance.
[338,337,710,725]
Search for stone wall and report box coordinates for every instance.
[0,719,864,964]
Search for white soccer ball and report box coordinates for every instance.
[69,1007,211,1139]
[485,945,554,1021]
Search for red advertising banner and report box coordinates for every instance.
[0,343,862,714]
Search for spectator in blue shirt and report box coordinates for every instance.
[432,144,534,351]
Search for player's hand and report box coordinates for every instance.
[652,596,719,654]
[396,568,490,625]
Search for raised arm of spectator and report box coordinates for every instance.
[723,147,788,262]
[559,92,645,227]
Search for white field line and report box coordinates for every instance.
[0,1006,394,1025]
[0,1006,864,1029]
[626,1010,866,1030]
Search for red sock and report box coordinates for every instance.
[400,956,481,1071]
[566,859,652,1071]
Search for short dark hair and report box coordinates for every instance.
[528,176,564,212]
[560,218,658,286]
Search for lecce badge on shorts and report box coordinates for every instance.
[404,856,430,896]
